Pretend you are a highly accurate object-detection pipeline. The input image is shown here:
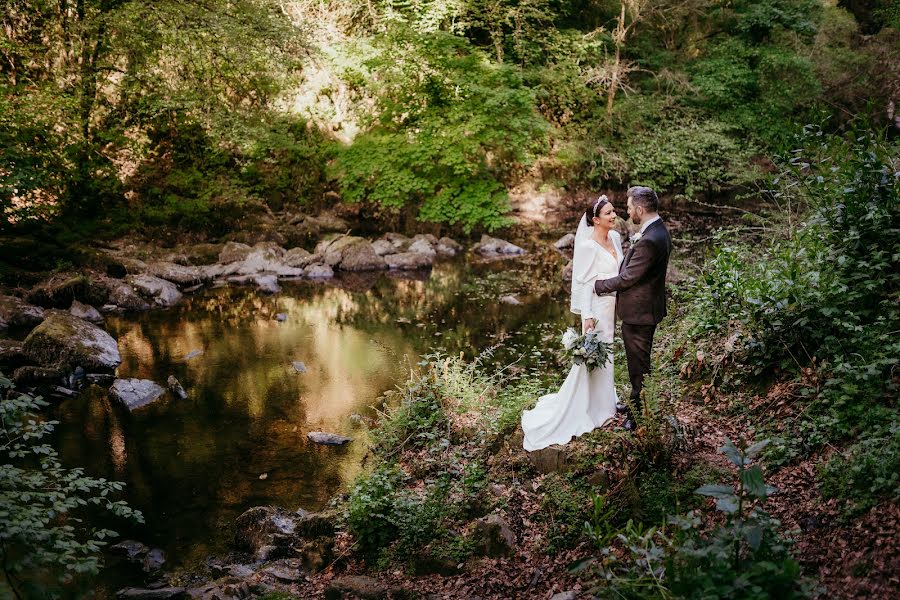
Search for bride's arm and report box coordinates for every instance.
[572,243,597,329]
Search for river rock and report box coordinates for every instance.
[562,260,573,283]
[127,275,183,308]
[104,279,151,311]
[145,262,212,287]
[292,361,307,373]
[500,295,522,305]
[233,506,301,561]
[303,264,334,279]
[254,275,280,294]
[283,247,316,268]
[0,339,27,369]
[167,375,188,399]
[69,300,103,323]
[371,239,396,256]
[315,236,387,271]
[22,311,120,373]
[307,431,352,445]
[550,592,578,600]
[27,274,105,308]
[436,236,463,256]
[382,233,411,251]
[470,513,515,557]
[142,548,166,572]
[218,241,253,264]
[554,233,576,250]
[0,295,45,330]
[408,237,437,257]
[116,587,186,600]
[384,252,434,270]
[110,378,166,411]
[111,539,149,560]
[473,235,526,257]
[12,365,61,385]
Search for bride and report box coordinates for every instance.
[522,196,623,451]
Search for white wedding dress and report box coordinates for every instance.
[522,227,623,452]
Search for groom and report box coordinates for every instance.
[594,186,672,431]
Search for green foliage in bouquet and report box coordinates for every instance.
[562,328,614,372]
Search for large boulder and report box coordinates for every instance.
[218,241,253,264]
[315,236,387,271]
[126,275,183,308]
[22,311,120,373]
[0,295,45,330]
[324,576,394,600]
[254,275,281,294]
[384,252,434,270]
[340,241,387,271]
[110,378,166,411]
[473,235,526,258]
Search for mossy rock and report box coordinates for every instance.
[22,310,120,373]
[27,274,108,308]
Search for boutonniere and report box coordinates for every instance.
[629,232,643,244]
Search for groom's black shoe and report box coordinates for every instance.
[615,402,627,413]
[623,417,637,431]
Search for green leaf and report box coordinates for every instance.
[744,524,763,550]
[567,557,596,574]
[695,484,735,498]
[721,438,745,467]
[745,439,770,460]
[741,465,767,498]
[716,496,739,514]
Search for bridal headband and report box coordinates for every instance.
[593,195,609,215]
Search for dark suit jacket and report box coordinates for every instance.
[594,218,671,325]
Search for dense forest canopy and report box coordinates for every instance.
[1,0,897,236]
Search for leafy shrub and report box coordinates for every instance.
[686,126,899,460]
[575,438,815,599]
[331,28,546,232]
[0,375,143,594]
[819,423,900,515]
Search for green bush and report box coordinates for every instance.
[575,438,816,599]
[0,375,143,595]
[819,423,900,515]
[686,126,899,461]
[331,28,546,232]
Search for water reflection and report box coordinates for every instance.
[49,258,573,576]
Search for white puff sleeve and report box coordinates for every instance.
[571,240,598,320]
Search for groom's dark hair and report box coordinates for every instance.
[628,186,659,212]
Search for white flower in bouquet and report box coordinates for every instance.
[561,328,579,350]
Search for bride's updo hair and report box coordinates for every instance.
[584,195,610,226]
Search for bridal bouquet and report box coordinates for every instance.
[561,328,613,372]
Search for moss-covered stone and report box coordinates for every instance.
[22,310,121,373]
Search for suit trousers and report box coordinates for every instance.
[621,322,656,419]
